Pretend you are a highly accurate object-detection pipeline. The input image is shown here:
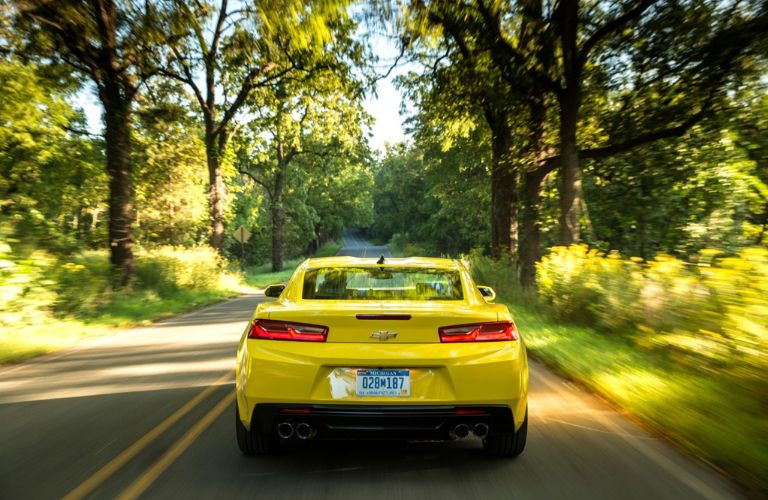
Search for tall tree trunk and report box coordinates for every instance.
[101,90,135,288]
[270,203,284,273]
[271,171,285,273]
[516,0,553,288]
[558,91,581,246]
[557,0,582,246]
[518,89,548,288]
[271,144,286,272]
[205,123,226,251]
[489,122,518,260]
[519,168,545,288]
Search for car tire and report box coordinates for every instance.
[483,407,527,457]
[235,402,277,455]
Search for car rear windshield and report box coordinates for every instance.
[302,267,464,300]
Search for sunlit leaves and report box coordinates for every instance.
[0,60,105,248]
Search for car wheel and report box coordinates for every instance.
[235,402,278,455]
[483,407,527,458]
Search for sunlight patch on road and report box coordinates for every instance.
[0,357,233,403]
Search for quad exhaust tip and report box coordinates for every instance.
[472,423,489,438]
[295,422,316,440]
[277,422,294,439]
[451,423,470,439]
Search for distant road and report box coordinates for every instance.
[0,236,744,499]
[337,232,392,258]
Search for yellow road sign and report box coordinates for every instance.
[234,226,251,243]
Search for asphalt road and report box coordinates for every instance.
[0,237,744,500]
[337,233,392,258]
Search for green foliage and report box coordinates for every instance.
[368,140,490,256]
[469,246,768,493]
[0,60,106,250]
[133,104,209,246]
[387,233,433,258]
[585,123,768,257]
[536,245,768,371]
[466,250,529,304]
[243,239,342,288]
[506,303,767,495]
[160,0,370,251]
[0,234,57,327]
[232,68,374,269]
[50,256,112,315]
[135,247,229,295]
[0,240,240,327]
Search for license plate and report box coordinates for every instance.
[355,369,410,397]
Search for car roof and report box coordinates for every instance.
[305,256,462,270]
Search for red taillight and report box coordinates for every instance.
[281,408,311,414]
[455,409,486,415]
[438,321,518,342]
[248,319,328,342]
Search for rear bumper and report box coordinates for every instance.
[235,339,528,432]
[251,403,514,440]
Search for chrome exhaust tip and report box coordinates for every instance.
[472,423,489,438]
[295,422,316,440]
[277,422,294,439]
[451,423,470,439]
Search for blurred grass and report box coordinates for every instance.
[0,245,250,365]
[0,289,234,365]
[244,240,342,288]
[0,240,343,365]
[387,233,435,257]
[507,303,766,494]
[469,248,768,495]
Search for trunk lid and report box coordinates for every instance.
[268,301,499,343]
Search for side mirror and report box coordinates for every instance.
[264,284,286,298]
[477,285,496,302]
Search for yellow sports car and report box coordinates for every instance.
[235,256,528,456]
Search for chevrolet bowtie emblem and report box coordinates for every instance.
[370,330,398,341]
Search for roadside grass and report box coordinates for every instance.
[245,261,301,288]
[244,240,342,288]
[0,288,242,366]
[0,246,252,366]
[1,240,343,366]
[506,300,767,496]
[358,239,766,493]
[387,234,436,258]
[0,288,237,365]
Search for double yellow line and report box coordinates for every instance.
[65,371,235,500]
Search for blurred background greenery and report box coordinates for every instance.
[1,0,767,494]
[468,247,767,493]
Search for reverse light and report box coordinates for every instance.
[248,319,328,342]
[438,321,518,342]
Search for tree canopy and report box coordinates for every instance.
[1,0,765,286]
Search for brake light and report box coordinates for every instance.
[281,408,311,414]
[248,319,328,342]
[438,321,518,342]
[455,409,486,415]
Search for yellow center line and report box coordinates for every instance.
[117,391,236,500]
[63,370,234,500]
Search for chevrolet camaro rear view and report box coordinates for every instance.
[235,257,528,456]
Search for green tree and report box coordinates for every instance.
[12,0,167,286]
[400,0,767,286]
[133,99,209,246]
[0,59,105,248]
[369,144,432,245]
[160,0,362,252]
[235,73,371,271]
